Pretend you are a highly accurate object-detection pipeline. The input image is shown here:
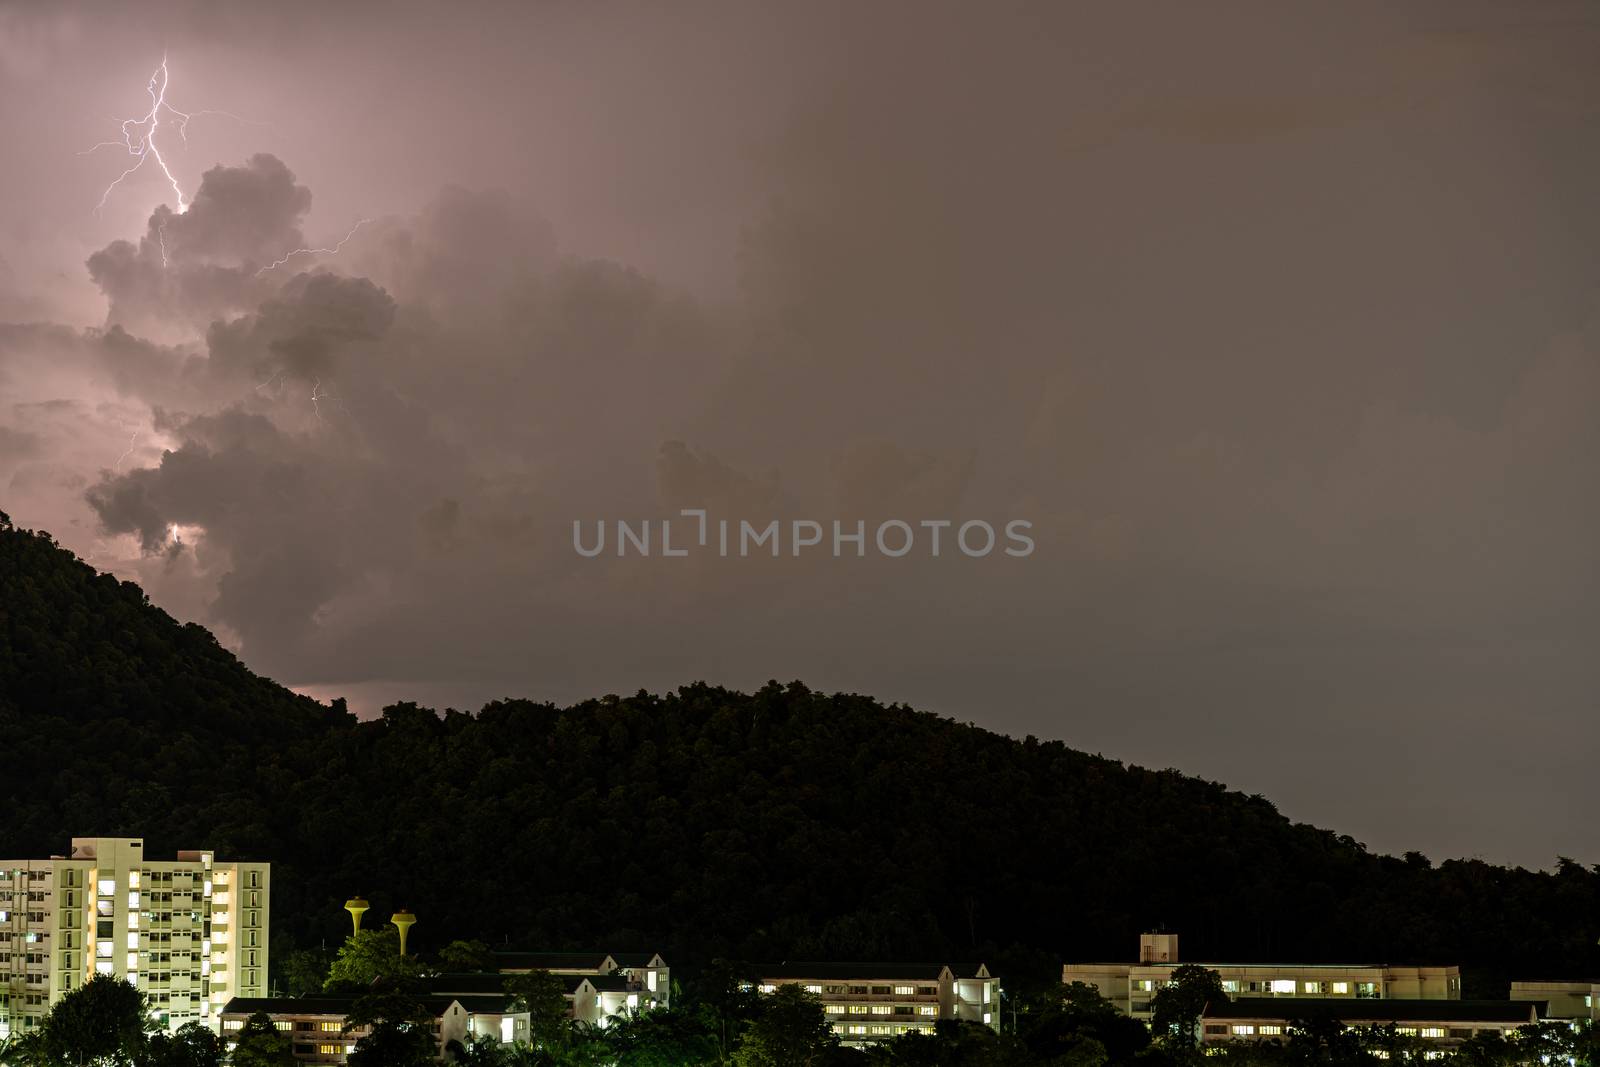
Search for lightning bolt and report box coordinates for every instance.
[114,430,140,471]
[256,218,372,276]
[85,55,190,215]
[84,55,263,219]
[310,378,327,423]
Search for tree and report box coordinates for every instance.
[604,1005,718,1066]
[438,939,498,972]
[1149,966,1225,1050]
[733,984,837,1067]
[144,1023,222,1067]
[227,1012,297,1067]
[688,960,762,1065]
[324,929,424,992]
[504,970,573,1050]
[346,1021,437,1067]
[1020,982,1147,1065]
[866,1019,1038,1067]
[276,946,333,996]
[12,975,152,1066]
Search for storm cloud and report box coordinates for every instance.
[0,0,1596,867]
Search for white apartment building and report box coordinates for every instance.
[493,950,671,1019]
[1063,934,1460,1022]
[753,963,1001,1045]
[0,836,269,1038]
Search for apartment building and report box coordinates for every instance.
[0,836,268,1039]
[1509,980,1598,1021]
[752,962,1001,1045]
[494,950,670,1016]
[1199,997,1544,1050]
[1063,934,1460,1021]
[219,994,521,1063]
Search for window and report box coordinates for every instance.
[1303,981,1324,994]
[1205,1025,1228,1036]
[870,1006,891,1016]
[894,985,915,995]
[1233,1025,1256,1036]
[1270,980,1295,994]
[319,1022,341,1032]
[804,985,822,994]
[919,1006,936,1016]
[1420,1028,1445,1038]
[1222,980,1239,993]
[1332,982,1349,995]
[1261,1025,1283,1035]
[98,879,116,898]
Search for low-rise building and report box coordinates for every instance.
[1509,981,1597,1021]
[752,962,1000,1045]
[1199,997,1545,1050]
[493,950,670,1016]
[218,994,526,1063]
[1064,934,1461,1021]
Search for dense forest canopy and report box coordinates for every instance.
[1,514,1596,998]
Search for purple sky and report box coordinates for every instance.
[1,0,1596,868]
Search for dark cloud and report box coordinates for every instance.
[85,155,315,337]
[3,0,1598,867]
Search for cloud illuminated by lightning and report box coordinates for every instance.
[256,218,373,276]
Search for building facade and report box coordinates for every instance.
[219,995,518,1063]
[753,963,1000,1045]
[1509,980,1598,1021]
[1063,934,1460,1022]
[0,836,268,1038]
[493,950,671,1019]
[1199,997,1544,1050]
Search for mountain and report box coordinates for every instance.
[1,511,1596,997]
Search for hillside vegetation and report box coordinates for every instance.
[1,513,1596,997]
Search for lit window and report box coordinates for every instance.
[894,985,915,995]
[919,1006,936,1016]
[1421,1028,1445,1038]
[98,880,116,898]
[1233,1025,1256,1035]
[1303,981,1322,994]
[759,984,775,994]
[1271,980,1295,994]
[871,1006,891,1016]
[1222,980,1239,993]
[1332,982,1349,995]
[222,1020,242,1031]
[95,960,114,976]
[1261,1025,1283,1035]
[805,985,822,994]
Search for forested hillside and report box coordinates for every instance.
[2,513,1596,998]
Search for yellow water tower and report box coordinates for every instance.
[391,909,416,956]
[344,897,370,936]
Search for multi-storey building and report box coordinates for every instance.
[1063,934,1460,1022]
[1199,997,1545,1050]
[1509,980,1598,1021]
[752,963,1001,1045]
[0,836,268,1038]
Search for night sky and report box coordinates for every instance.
[0,0,1595,868]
